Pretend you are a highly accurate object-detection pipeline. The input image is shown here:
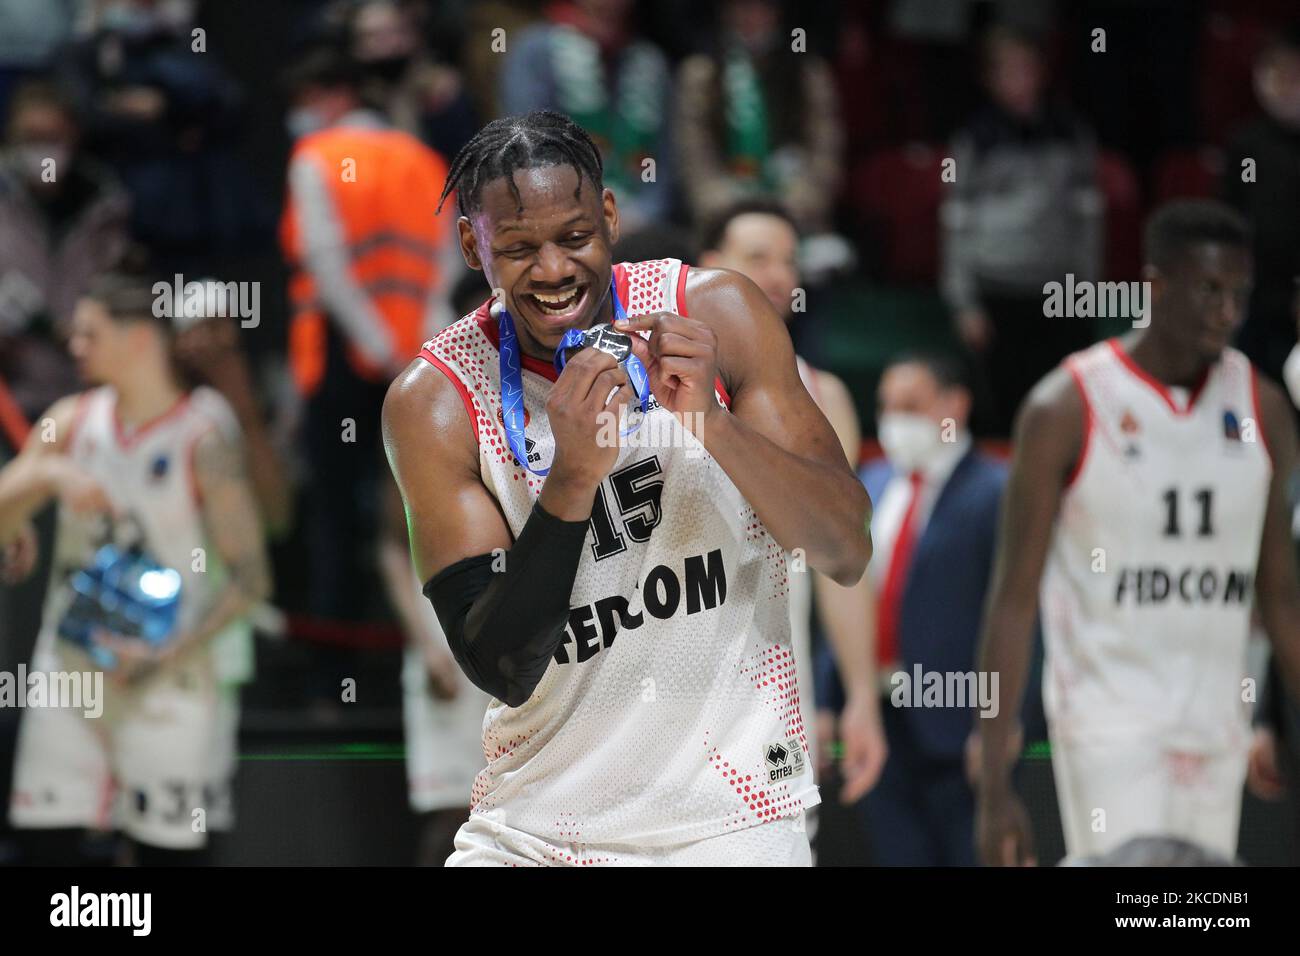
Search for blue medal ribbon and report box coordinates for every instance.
[496,277,650,475]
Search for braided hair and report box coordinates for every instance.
[437,110,605,218]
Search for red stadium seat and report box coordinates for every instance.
[1096,150,1143,281]
[848,143,945,285]
[1153,147,1225,204]
[1199,12,1271,143]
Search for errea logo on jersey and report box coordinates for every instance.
[763,738,806,783]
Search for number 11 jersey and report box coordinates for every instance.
[1042,338,1271,753]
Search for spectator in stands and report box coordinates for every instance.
[56,0,256,272]
[345,0,478,161]
[0,80,129,421]
[280,48,451,622]
[941,25,1102,436]
[819,353,1005,865]
[1223,22,1300,386]
[675,0,844,234]
[498,0,674,230]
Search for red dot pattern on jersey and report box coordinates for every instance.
[739,643,808,752]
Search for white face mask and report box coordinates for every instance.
[878,412,943,474]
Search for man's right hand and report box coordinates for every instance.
[977,785,1037,866]
[540,346,636,518]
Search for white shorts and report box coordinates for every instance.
[9,653,240,850]
[1050,732,1248,861]
[446,812,813,866]
[401,646,489,813]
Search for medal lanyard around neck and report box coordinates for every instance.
[496,277,650,476]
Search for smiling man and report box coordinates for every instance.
[382,110,872,866]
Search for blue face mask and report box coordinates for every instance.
[285,107,327,140]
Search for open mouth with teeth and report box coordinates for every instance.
[525,284,588,321]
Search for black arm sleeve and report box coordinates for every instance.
[422,501,590,707]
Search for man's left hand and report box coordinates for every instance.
[615,312,722,431]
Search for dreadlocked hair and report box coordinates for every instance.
[436,110,605,218]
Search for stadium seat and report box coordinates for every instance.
[1153,146,1225,204]
[1095,150,1143,282]
[848,143,945,285]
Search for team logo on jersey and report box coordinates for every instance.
[1119,410,1142,459]
[149,454,170,480]
[497,407,530,428]
[763,738,806,783]
[1223,409,1241,442]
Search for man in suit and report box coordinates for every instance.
[820,352,1007,865]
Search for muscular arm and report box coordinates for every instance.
[1252,377,1300,704]
[383,357,612,706]
[171,425,272,655]
[807,369,876,694]
[976,368,1083,793]
[681,269,873,585]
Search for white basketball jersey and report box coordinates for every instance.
[1041,339,1270,752]
[34,385,252,683]
[419,259,817,846]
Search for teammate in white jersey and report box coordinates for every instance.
[698,198,886,803]
[383,111,872,866]
[974,200,1300,864]
[0,272,270,864]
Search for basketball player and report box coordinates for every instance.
[377,480,488,865]
[699,198,886,801]
[0,273,269,864]
[383,110,872,866]
[973,200,1300,864]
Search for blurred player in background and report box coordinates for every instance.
[975,200,1300,864]
[0,271,269,865]
[698,198,885,809]
[378,478,488,866]
[384,110,871,866]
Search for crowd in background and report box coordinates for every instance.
[1,0,1299,864]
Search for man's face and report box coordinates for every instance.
[459,165,619,354]
[702,213,799,320]
[1150,243,1253,363]
[877,362,966,429]
[1255,47,1300,128]
[69,299,137,385]
[987,40,1044,118]
[352,1,416,62]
